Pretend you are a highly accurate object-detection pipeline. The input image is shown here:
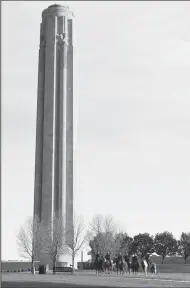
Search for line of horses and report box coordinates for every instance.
[94,256,157,277]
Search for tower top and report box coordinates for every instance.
[42,3,73,20]
[48,4,69,9]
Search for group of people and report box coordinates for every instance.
[94,251,156,275]
[95,251,143,265]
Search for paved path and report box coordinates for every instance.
[2,272,190,287]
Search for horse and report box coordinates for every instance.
[141,259,148,276]
[104,259,112,274]
[112,262,117,272]
[112,257,117,273]
[122,260,129,274]
[95,256,104,275]
[150,261,157,275]
[123,256,131,275]
[115,258,124,275]
[131,257,139,275]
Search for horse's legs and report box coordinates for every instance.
[145,267,147,276]
[96,266,98,275]
[108,264,111,274]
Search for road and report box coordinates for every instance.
[2,272,190,287]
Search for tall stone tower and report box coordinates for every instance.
[33,4,74,263]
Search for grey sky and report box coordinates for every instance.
[2,1,190,261]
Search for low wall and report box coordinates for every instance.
[156,264,190,273]
[77,262,95,270]
[150,256,190,265]
[1,261,37,272]
[1,261,68,272]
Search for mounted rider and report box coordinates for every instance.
[95,252,101,263]
[105,251,111,263]
[145,253,150,265]
[117,252,123,263]
[95,251,104,274]
[132,253,138,263]
[123,254,130,264]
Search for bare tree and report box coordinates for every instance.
[90,214,104,235]
[113,233,123,255]
[41,215,68,274]
[88,214,118,258]
[88,215,105,256]
[104,215,117,234]
[90,214,117,237]
[66,214,87,274]
[16,216,43,274]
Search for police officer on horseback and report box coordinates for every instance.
[105,251,111,262]
[124,254,130,263]
[95,251,103,274]
[95,251,100,261]
[132,253,138,263]
[117,252,123,263]
[95,252,101,263]
[145,253,150,265]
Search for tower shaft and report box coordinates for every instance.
[33,5,73,249]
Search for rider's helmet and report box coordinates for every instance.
[107,251,110,254]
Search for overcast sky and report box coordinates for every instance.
[2,1,190,262]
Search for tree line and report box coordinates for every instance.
[88,215,190,265]
[17,213,190,275]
